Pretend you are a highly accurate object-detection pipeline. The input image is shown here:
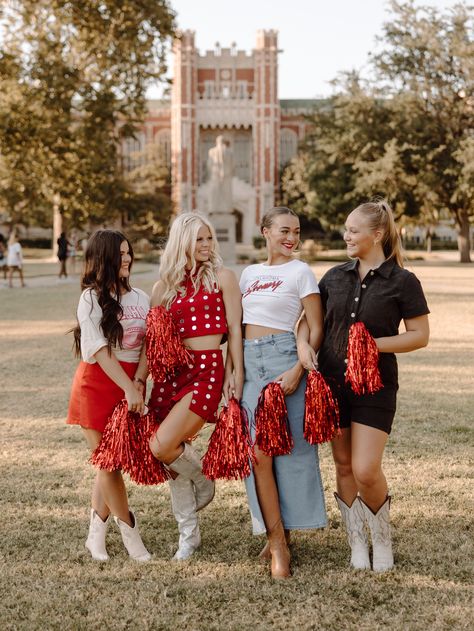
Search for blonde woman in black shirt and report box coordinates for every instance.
[298,200,429,572]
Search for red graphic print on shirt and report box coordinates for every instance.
[242,278,284,299]
[121,305,147,349]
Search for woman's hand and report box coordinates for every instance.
[274,363,305,396]
[132,377,145,397]
[223,371,243,403]
[297,341,318,371]
[124,386,145,415]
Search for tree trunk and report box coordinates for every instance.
[457,210,472,263]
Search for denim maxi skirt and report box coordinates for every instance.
[242,332,327,535]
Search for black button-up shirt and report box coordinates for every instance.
[318,258,430,389]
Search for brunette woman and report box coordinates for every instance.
[67,229,151,562]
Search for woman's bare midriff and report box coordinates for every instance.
[244,324,287,340]
[182,334,224,350]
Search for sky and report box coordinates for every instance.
[148,0,461,99]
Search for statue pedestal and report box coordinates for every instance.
[209,212,236,265]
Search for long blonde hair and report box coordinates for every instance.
[353,199,404,267]
[159,212,223,308]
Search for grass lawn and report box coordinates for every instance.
[0,261,473,630]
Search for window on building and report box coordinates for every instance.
[204,81,214,98]
[121,131,146,172]
[221,84,231,99]
[154,129,171,165]
[237,81,248,99]
[280,128,298,168]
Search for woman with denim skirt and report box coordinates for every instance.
[238,207,326,579]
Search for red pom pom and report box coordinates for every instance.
[254,382,293,456]
[128,411,170,485]
[146,306,192,382]
[91,403,169,485]
[345,322,383,395]
[304,370,341,444]
[90,400,139,472]
[202,398,255,480]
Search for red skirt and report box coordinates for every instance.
[149,349,224,424]
[67,361,137,433]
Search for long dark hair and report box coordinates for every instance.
[72,229,134,357]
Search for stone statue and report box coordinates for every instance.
[207,136,234,213]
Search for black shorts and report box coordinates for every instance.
[327,377,398,435]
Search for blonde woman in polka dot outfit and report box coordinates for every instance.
[139,213,243,560]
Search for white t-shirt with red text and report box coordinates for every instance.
[240,259,320,332]
[78,287,150,363]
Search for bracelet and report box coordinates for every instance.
[133,377,145,386]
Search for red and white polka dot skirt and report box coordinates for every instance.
[148,348,224,423]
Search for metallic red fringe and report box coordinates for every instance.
[254,382,293,457]
[90,402,169,485]
[202,398,255,480]
[90,400,138,472]
[145,306,192,382]
[304,370,341,444]
[128,410,170,485]
[345,322,383,395]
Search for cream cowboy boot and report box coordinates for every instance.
[359,496,394,572]
[114,511,152,562]
[168,443,215,511]
[85,509,109,561]
[334,493,371,570]
[169,475,201,560]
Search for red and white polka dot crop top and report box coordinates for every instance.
[169,276,228,339]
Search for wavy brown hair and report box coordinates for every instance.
[72,229,134,357]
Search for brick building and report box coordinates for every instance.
[124,30,316,245]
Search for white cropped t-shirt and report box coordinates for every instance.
[78,288,150,364]
[240,259,320,332]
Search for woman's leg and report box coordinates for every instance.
[331,426,370,569]
[351,423,393,571]
[351,424,388,511]
[253,445,290,579]
[82,428,131,524]
[149,393,211,559]
[82,427,151,561]
[149,393,205,464]
[331,427,358,505]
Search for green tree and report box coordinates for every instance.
[373,0,474,262]
[0,0,175,235]
[283,1,473,262]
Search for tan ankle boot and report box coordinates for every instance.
[267,519,291,579]
[259,529,290,562]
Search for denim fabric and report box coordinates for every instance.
[242,332,327,535]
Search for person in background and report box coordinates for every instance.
[237,206,326,579]
[67,229,151,562]
[57,231,70,279]
[69,229,78,274]
[0,233,8,282]
[298,199,430,572]
[7,230,25,288]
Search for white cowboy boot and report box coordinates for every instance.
[169,443,215,511]
[85,509,109,561]
[359,496,394,572]
[334,493,370,570]
[114,511,151,562]
[169,475,201,560]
